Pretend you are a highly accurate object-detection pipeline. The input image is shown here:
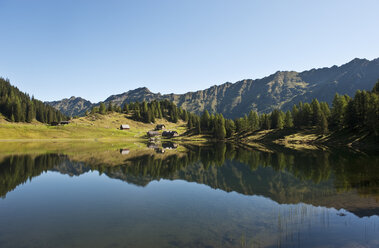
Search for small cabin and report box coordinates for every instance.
[60,121,70,125]
[162,131,179,138]
[147,131,160,137]
[162,142,178,149]
[155,124,166,130]
[119,149,130,155]
[120,124,130,130]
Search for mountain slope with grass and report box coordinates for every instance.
[0,112,187,140]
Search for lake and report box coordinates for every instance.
[0,142,378,247]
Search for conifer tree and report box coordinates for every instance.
[284,110,293,128]
[201,110,210,130]
[225,119,235,138]
[99,103,106,115]
[318,113,328,134]
[248,110,259,131]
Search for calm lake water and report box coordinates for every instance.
[0,142,378,247]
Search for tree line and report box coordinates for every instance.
[88,99,192,124]
[0,78,67,123]
[190,80,379,139]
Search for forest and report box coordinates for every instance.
[88,99,191,124]
[191,80,379,139]
[0,78,67,123]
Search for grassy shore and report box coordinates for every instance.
[1,113,376,151]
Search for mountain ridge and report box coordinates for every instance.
[47,57,379,118]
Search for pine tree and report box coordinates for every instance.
[187,116,194,129]
[90,107,97,114]
[302,103,312,127]
[196,117,201,134]
[311,99,321,125]
[284,110,293,128]
[318,113,328,134]
[331,93,348,128]
[107,101,114,112]
[214,114,226,139]
[292,105,300,128]
[99,103,106,115]
[225,119,235,138]
[248,110,259,131]
[201,110,210,130]
[270,109,284,129]
[26,101,33,123]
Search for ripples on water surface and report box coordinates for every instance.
[0,142,378,247]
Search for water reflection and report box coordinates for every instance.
[1,143,378,217]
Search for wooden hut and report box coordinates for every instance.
[162,131,179,138]
[119,149,130,155]
[120,124,130,130]
[155,124,166,130]
[60,121,70,125]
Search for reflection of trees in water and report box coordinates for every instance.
[0,145,378,205]
[0,154,68,198]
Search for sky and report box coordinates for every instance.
[0,0,379,103]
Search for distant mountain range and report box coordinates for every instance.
[47,57,379,118]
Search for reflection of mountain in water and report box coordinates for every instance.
[51,160,91,176]
[0,145,378,218]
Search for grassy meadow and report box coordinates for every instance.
[0,112,187,141]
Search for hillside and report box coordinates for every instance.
[0,112,186,140]
[47,57,379,118]
[0,78,66,123]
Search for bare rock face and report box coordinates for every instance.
[47,96,93,117]
[47,57,379,118]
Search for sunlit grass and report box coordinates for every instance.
[0,112,187,140]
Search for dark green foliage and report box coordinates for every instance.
[125,100,188,124]
[225,119,236,138]
[193,79,379,139]
[99,103,106,115]
[284,111,293,128]
[259,114,271,130]
[201,110,210,130]
[343,87,379,135]
[270,109,284,129]
[318,113,328,134]
[331,93,349,128]
[0,78,67,123]
[248,110,259,131]
[213,114,226,139]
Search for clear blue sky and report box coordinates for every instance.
[1,0,378,103]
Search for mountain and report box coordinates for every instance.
[47,57,379,118]
[47,96,92,117]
